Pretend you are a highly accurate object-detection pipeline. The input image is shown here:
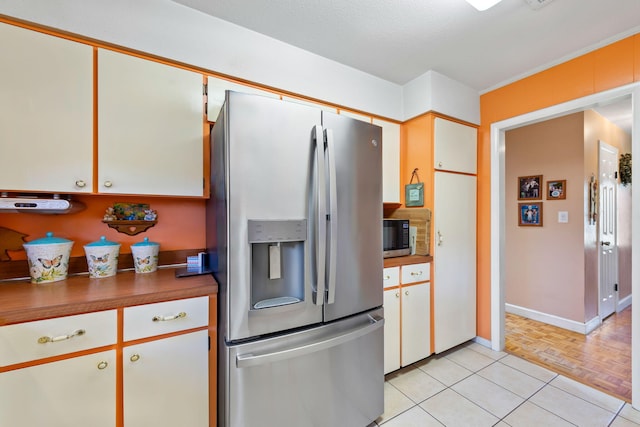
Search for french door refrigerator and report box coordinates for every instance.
[206,91,384,427]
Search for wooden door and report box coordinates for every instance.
[401,282,430,366]
[98,49,204,196]
[123,330,209,427]
[383,288,400,374]
[0,22,93,193]
[0,351,116,427]
[433,171,477,353]
[598,140,619,319]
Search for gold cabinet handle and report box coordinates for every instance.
[97,361,108,370]
[130,354,141,362]
[38,329,85,344]
[152,312,186,322]
[395,292,400,298]
[384,275,390,280]
[405,290,409,296]
[75,180,86,188]
[103,180,113,188]
[410,271,422,276]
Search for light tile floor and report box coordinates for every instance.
[371,342,640,427]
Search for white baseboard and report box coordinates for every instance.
[618,294,632,312]
[506,303,600,335]
[472,336,492,349]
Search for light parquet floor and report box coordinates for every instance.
[505,306,632,402]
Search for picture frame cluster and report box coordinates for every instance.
[517,175,566,227]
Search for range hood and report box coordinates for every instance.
[0,194,85,214]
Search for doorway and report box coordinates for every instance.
[490,83,640,409]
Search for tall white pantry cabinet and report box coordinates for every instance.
[433,118,477,354]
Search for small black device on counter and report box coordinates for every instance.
[383,218,411,258]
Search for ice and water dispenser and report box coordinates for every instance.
[248,219,306,310]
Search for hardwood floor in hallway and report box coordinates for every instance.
[505,306,632,402]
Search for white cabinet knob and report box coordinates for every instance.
[103,180,113,188]
[405,290,409,296]
[75,180,86,188]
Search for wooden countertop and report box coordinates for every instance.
[0,268,218,326]
[384,255,433,268]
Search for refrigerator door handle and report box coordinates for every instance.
[235,314,383,368]
[324,129,338,304]
[314,124,327,306]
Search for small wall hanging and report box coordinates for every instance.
[405,168,424,207]
[619,153,631,186]
[588,174,598,225]
[102,202,158,236]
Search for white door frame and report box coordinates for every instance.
[490,82,640,408]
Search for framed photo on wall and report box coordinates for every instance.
[517,175,542,200]
[547,179,566,200]
[518,202,543,226]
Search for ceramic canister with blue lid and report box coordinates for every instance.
[23,232,74,283]
[84,236,120,278]
[130,237,159,273]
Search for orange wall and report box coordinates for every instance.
[0,195,206,260]
[478,33,640,340]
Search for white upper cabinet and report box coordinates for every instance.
[98,49,204,196]
[339,110,371,123]
[0,23,93,193]
[207,76,279,122]
[433,118,477,174]
[373,119,401,204]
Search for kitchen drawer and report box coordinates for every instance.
[0,310,117,366]
[123,296,208,341]
[383,267,400,289]
[401,263,430,284]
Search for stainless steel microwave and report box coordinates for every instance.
[383,219,411,258]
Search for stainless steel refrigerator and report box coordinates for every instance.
[207,91,384,427]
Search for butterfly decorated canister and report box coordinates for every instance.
[84,236,120,278]
[130,237,159,274]
[23,232,74,284]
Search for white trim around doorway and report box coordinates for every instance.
[489,82,640,409]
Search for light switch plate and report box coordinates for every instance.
[558,211,569,223]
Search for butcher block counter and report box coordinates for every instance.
[0,267,217,325]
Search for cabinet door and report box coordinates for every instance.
[401,282,430,366]
[208,76,280,122]
[123,330,209,427]
[434,118,477,174]
[98,49,204,196]
[373,119,401,203]
[0,350,116,427]
[433,172,476,353]
[383,288,401,374]
[0,22,93,193]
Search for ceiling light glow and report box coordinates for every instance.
[465,0,503,11]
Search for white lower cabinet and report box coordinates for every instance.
[0,296,211,426]
[400,282,430,366]
[124,330,209,427]
[0,350,116,427]
[383,263,431,374]
[383,288,401,374]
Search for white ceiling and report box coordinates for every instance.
[173,0,639,132]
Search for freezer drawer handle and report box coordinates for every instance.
[236,314,383,368]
